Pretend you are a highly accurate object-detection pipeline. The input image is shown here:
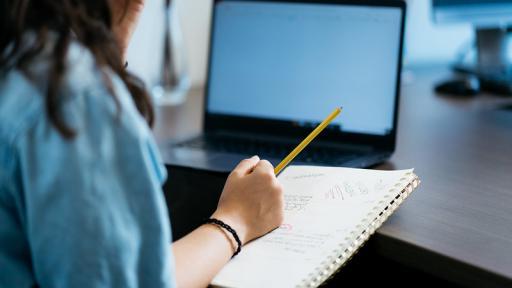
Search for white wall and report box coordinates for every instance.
[175,0,212,86]
[404,0,472,65]
[127,0,212,88]
[128,0,475,88]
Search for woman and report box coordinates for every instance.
[0,1,284,287]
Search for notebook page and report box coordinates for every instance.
[212,166,415,288]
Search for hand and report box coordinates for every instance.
[109,0,145,61]
[212,156,285,245]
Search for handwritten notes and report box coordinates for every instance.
[324,181,372,200]
[285,172,325,180]
[284,194,313,211]
[212,166,416,288]
[261,229,331,255]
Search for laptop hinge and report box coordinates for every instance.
[207,130,375,153]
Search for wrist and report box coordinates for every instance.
[211,210,249,245]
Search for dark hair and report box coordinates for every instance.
[0,0,154,138]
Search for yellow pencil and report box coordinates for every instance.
[274,107,343,175]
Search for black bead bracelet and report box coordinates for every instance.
[206,218,242,258]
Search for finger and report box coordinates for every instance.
[233,156,260,175]
[253,159,275,175]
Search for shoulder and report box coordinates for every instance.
[0,38,150,147]
[0,36,168,205]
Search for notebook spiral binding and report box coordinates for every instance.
[299,172,421,288]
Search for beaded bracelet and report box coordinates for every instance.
[206,218,242,258]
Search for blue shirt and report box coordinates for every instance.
[0,41,176,287]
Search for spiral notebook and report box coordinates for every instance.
[211,165,420,288]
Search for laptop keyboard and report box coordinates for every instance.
[176,135,362,165]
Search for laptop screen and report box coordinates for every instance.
[207,0,403,136]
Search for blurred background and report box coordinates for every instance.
[127,0,480,88]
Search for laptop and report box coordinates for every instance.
[164,0,406,173]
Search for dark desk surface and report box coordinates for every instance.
[154,66,512,287]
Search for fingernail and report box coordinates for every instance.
[251,155,259,160]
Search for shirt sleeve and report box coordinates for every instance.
[16,76,176,288]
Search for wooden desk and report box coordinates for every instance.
[154,66,512,287]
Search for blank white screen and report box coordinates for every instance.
[207,1,402,136]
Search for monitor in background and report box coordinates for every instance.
[207,1,402,136]
[433,0,512,96]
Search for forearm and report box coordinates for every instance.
[170,157,284,287]
[171,223,235,288]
